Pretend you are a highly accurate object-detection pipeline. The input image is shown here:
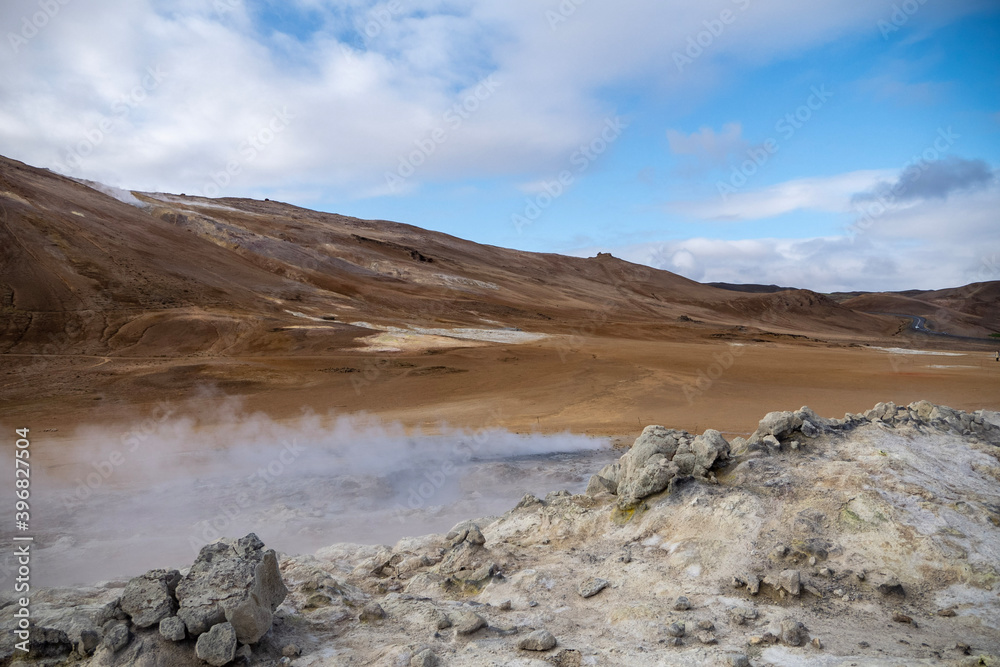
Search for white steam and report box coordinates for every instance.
[14,401,614,587]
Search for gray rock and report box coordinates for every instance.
[75,629,100,657]
[518,629,557,651]
[755,411,803,441]
[453,611,487,635]
[728,654,751,667]
[103,623,131,653]
[618,458,678,504]
[465,525,486,545]
[800,420,819,438]
[585,474,618,496]
[411,648,438,666]
[780,619,809,646]
[359,601,386,622]
[175,533,288,643]
[196,622,237,666]
[236,644,253,662]
[691,429,730,477]
[120,568,181,628]
[282,643,302,657]
[778,569,801,596]
[578,577,610,598]
[877,575,906,597]
[159,615,186,641]
[665,622,685,638]
[673,596,691,611]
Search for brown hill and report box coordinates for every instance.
[842,282,1000,338]
[2,154,997,435]
[0,154,898,358]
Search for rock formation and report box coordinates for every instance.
[1,402,998,666]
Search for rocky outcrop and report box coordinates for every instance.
[175,533,288,643]
[587,426,730,506]
[119,569,181,629]
[2,402,998,666]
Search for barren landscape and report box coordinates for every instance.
[1,155,999,666]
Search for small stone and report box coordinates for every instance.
[780,619,809,646]
[453,611,486,635]
[877,576,905,597]
[159,616,186,641]
[103,623,130,653]
[411,648,438,667]
[892,612,913,624]
[697,620,715,631]
[195,622,238,667]
[856,570,866,582]
[746,574,760,595]
[858,641,870,648]
[778,569,801,596]
[665,622,685,638]
[466,525,486,545]
[499,600,512,611]
[808,556,817,566]
[235,644,252,662]
[578,577,610,598]
[674,596,691,611]
[75,629,100,657]
[937,607,957,617]
[359,601,386,622]
[697,631,716,645]
[282,644,302,657]
[518,629,557,651]
[812,637,823,649]
[529,600,538,607]
[728,655,751,667]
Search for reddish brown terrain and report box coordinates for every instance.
[1,154,998,440]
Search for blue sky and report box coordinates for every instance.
[1,0,998,291]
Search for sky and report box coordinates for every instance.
[1,0,998,292]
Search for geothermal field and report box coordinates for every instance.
[1,155,998,666]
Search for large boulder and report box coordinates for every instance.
[120,569,181,629]
[754,411,803,441]
[175,533,288,644]
[613,427,729,505]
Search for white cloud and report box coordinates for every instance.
[669,170,893,221]
[0,0,988,201]
[582,180,1000,292]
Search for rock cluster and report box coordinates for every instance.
[733,400,1000,454]
[0,533,287,666]
[587,426,730,505]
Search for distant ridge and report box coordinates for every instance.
[706,282,796,294]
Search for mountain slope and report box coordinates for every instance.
[0,155,901,359]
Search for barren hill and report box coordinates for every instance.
[2,154,998,434]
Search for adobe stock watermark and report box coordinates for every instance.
[849,127,960,237]
[717,85,833,201]
[878,0,930,40]
[57,401,176,511]
[188,438,306,552]
[52,66,168,174]
[546,0,587,31]
[384,75,502,192]
[391,406,506,522]
[673,0,751,73]
[196,107,294,198]
[553,265,652,362]
[511,115,628,234]
[7,0,73,54]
